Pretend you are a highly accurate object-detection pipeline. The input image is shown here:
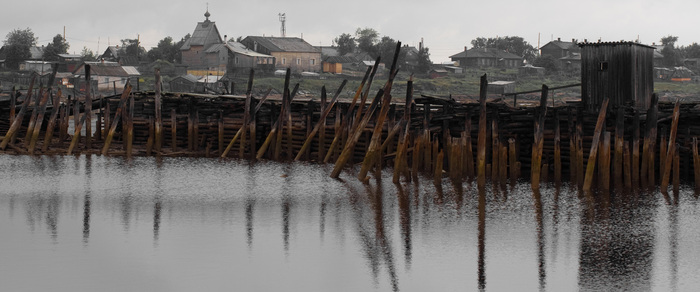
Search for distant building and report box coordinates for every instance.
[540,38,580,58]
[241,36,322,73]
[73,61,139,92]
[449,47,522,68]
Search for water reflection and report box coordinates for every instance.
[0,155,699,291]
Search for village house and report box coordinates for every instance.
[449,47,522,68]
[179,10,274,77]
[241,36,321,73]
[73,61,140,92]
[540,38,582,69]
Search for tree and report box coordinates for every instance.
[43,34,69,61]
[533,55,559,74]
[470,36,537,62]
[81,47,97,61]
[416,46,431,74]
[3,28,36,69]
[334,33,356,55]
[355,27,378,56]
[146,36,180,62]
[660,35,681,67]
[120,38,146,60]
[680,42,700,59]
[376,36,407,67]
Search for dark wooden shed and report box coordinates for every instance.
[580,41,654,111]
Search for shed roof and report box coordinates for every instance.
[75,62,130,77]
[244,36,319,53]
[449,47,522,60]
[226,42,274,58]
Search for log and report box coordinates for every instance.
[295,79,347,161]
[101,83,132,155]
[477,74,488,188]
[1,75,36,150]
[583,98,609,191]
[660,100,681,191]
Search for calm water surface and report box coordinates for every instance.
[1,155,699,291]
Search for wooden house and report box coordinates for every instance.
[73,61,133,92]
[179,10,225,72]
[169,74,198,92]
[241,36,322,73]
[449,47,522,68]
[580,41,655,111]
[540,38,580,59]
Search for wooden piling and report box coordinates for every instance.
[1,75,36,150]
[660,100,681,191]
[491,119,500,182]
[531,85,549,190]
[583,98,609,192]
[42,89,63,152]
[434,150,444,185]
[554,109,561,184]
[600,131,611,191]
[693,138,700,192]
[624,142,632,189]
[154,68,163,152]
[632,111,640,188]
[101,83,132,155]
[171,108,177,152]
[477,74,488,188]
[295,80,347,161]
[126,95,134,158]
[614,107,624,185]
[28,91,51,154]
[85,65,92,149]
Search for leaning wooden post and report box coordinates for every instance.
[9,86,16,124]
[434,150,444,185]
[218,110,224,154]
[28,91,51,154]
[660,100,681,191]
[85,64,92,150]
[583,98,610,192]
[491,119,500,182]
[531,85,549,189]
[632,111,641,188]
[239,69,255,158]
[600,131,611,191]
[101,83,132,155]
[24,86,44,144]
[568,108,577,183]
[1,75,36,150]
[357,42,402,181]
[295,80,348,161]
[641,94,658,186]
[477,74,488,187]
[154,68,163,152]
[42,89,63,152]
[256,85,298,160]
[318,88,328,160]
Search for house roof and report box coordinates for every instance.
[318,46,339,57]
[244,36,319,53]
[180,12,223,51]
[324,55,357,63]
[541,40,577,51]
[172,74,199,83]
[122,66,141,76]
[449,47,522,60]
[225,42,273,58]
[74,62,130,77]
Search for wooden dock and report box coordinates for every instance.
[1,50,699,193]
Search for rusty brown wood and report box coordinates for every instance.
[28,91,51,154]
[155,68,163,152]
[101,83,132,155]
[583,98,610,192]
[42,89,63,152]
[85,65,92,150]
[171,108,177,152]
[295,80,347,161]
[661,100,681,191]
[531,85,549,190]
[477,74,488,188]
[1,75,36,150]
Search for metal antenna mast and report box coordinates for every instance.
[279,13,286,37]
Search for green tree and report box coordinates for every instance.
[355,27,378,56]
[334,33,356,55]
[533,55,559,74]
[470,36,536,62]
[43,34,69,61]
[81,46,97,61]
[376,36,406,66]
[147,36,181,62]
[3,28,36,69]
[660,35,681,67]
[680,42,700,58]
[416,46,431,74]
[120,38,146,60]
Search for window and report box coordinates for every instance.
[599,61,609,71]
[282,58,286,65]
[235,57,239,65]
[296,58,301,65]
[310,59,315,65]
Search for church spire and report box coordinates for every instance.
[204,4,211,22]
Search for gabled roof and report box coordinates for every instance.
[225,42,273,58]
[74,61,130,77]
[180,13,222,51]
[541,40,577,50]
[449,47,522,60]
[324,55,357,63]
[244,36,319,53]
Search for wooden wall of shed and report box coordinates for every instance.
[581,43,654,112]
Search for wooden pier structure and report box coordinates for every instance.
[1,44,699,192]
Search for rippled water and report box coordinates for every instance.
[1,155,699,291]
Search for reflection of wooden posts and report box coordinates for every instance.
[624,143,632,188]
[554,109,561,184]
[171,108,177,152]
[661,100,681,191]
[101,83,132,155]
[434,150,444,185]
[154,68,163,152]
[477,74,488,187]
[85,65,92,149]
[583,98,609,192]
[531,85,548,189]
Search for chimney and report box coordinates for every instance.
[557,37,561,41]
[464,46,467,51]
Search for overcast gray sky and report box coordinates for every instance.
[2,0,699,63]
